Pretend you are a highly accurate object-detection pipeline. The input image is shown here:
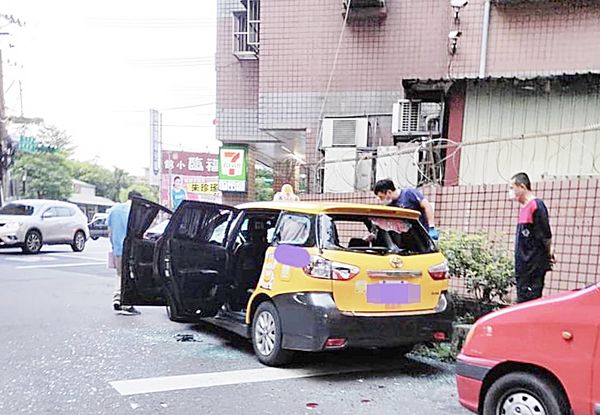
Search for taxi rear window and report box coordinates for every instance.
[319,214,436,255]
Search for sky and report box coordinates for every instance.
[1,0,219,176]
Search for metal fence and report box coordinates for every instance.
[302,177,600,299]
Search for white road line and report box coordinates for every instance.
[16,262,106,269]
[110,363,389,396]
[48,253,106,261]
[4,256,59,263]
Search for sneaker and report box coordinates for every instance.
[118,306,141,316]
[113,302,121,311]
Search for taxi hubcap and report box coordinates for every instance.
[255,311,276,356]
[499,392,546,415]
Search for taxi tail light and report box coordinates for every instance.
[303,257,360,281]
[324,337,347,348]
[428,261,449,280]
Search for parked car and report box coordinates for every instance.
[456,284,600,415]
[88,213,108,240]
[0,199,90,254]
[121,198,454,366]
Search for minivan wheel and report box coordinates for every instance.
[91,236,99,241]
[71,231,86,252]
[22,230,43,254]
[252,302,293,366]
[482,372,570,415]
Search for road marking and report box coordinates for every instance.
[110,363,390,396]
[48,253,107,261]
[16,262,106,269]
[4,256,58,263]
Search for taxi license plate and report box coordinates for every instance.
[366,282,421,305]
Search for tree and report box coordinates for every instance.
[119,183,158,203]
[68,160,113,199]
[255,165,274,201]
[106,168,133,202]
[37,124,75,155]
[13,153,73,200]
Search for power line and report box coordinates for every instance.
[160,102,215,111]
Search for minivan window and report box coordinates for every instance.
[320,214,435,255]
[276,213,313,246]
[0,203,35,216]
[174,206,235,245]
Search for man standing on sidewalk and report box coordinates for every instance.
[510,172,554,303]
[108,190,142,315]
[373,179,438,240]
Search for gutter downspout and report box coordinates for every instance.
[479,0,491,78]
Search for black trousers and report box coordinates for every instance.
[516,268,547,303]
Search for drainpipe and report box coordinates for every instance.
[479,0,491,78]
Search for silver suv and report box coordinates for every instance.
[0,199,90,254]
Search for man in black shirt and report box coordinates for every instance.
[510,172,554,303]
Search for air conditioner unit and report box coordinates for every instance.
[322,117,369,148]
[392,100,443,137]
[376,145,418,188]
[323,147,373,193]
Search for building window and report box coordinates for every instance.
[233,0,260,59]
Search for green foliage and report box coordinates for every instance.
[255,165,274,201]
[13,153,73,200]
[413,343,456,363]
[36,124,75,155]
[68,160,114,198]
[119,183,158,203]
[110,168,133,202]
[438,231,514,304]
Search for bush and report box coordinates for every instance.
[438,231,514,305]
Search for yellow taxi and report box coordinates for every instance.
[122,198,454,366]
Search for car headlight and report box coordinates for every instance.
[3,222,21,233]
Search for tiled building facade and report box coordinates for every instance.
[216,0,600,202]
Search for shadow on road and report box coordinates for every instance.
[186,321,451,380]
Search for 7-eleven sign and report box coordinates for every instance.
[218,146,247,192]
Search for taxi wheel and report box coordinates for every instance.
[482,372,570,415]
[252,302,293,367]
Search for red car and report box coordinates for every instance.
[456,284,600,415]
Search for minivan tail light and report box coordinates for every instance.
[303,257,360,281]
[428,261,449,280]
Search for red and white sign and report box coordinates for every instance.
[160,151,221,208]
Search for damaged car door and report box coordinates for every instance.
[158,201,239,321]
[121,197,172,306]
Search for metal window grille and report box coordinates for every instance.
[232,0,260,57]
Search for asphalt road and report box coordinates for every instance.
[0,238,470,415]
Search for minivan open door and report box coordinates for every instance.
[121,197,172,306]
[158,201,239,321]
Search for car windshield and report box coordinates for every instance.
[320,214,436,256]
[0,203,36,216]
